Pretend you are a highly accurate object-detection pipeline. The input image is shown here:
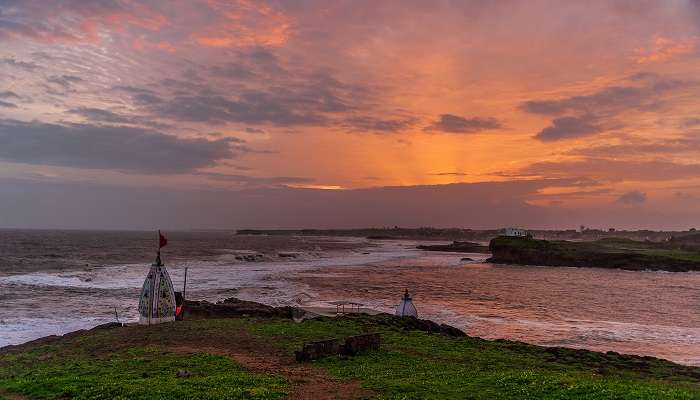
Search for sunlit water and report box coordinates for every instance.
[1,230,698,366]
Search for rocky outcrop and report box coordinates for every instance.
[182,298,468,337]
[235,254,264,262]
[90,322,123,330]
[182,297,308,320]
[362,314,466,337]
[417,241,489,253]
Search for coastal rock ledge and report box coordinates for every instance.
[183,297,467,337]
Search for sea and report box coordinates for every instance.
[1,229,698,366]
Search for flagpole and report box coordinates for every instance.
[153,229,160,325]
[183,267,188,300]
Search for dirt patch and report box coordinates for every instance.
[0,388,29,400]
[2,321,374,400]
[168,322,376,400]
[129,320,374,399]
[167,323,374,400]
[175,344,373,400]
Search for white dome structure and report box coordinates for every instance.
[395,289,418,318]
[138,252,176,325]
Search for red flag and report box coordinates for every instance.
[159,230,168,248]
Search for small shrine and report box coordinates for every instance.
[138,231,176,325]
[395,289,418,318]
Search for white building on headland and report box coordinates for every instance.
[504,228,529,237]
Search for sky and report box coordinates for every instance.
[1,0,700,230]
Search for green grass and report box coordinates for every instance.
[488,236,700,271]
[242,316,700,399]
[642,249,700,262]
[0,344,286,400]
[494,236,700,261]
[1,316,699,399]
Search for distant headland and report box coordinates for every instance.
[237,228,700,272]
[488,235,700,272]
[236,227,698,242]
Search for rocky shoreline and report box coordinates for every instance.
[183,297,468,336]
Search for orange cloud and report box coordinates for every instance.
[287,184,344,190]
[0,1,168,44]
[0,23,81,44]
[131,37,176,53]
[194,25,290,47]
[193,0,293,47]
[634,36,696,64]
[6,0,700,218]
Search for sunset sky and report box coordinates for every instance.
[2,0,700,230]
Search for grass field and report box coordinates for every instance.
[1,348,285,400]
[2,315,699,399]
[488,236,700,271]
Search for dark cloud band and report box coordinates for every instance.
[0,120,239,173]
[424,114,501,133]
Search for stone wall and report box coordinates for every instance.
[295,333,381,362]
